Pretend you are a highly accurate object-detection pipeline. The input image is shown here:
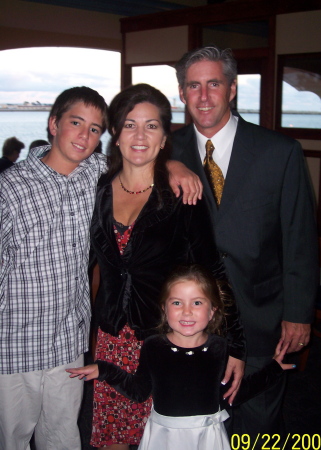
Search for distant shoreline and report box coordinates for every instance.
[0,107,320,115]
[0,107,51,111]
[238,110,321,115]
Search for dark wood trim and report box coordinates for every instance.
[275,127,321,140]
[121,2,271,33]
[275,0,321,15]
[121,33,129,90]
[120,0,321,33]
[188,24,202,50]
[265,15,276,130]
[304,150,321,157]
[303,149,321,235]
[275,54,284,131]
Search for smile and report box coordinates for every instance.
[132,145,148,150]
[197,107,214,111]
[179,321,196,326]
[72,143,86,150]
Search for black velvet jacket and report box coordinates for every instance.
[91,173,245,359]
[97,334,283,417]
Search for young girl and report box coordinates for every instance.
[67,265,294,450]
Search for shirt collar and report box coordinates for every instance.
[194,112,238,161]
[27,145,99,179]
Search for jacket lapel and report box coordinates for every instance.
[217,117,256,221]
[174,124,218,217]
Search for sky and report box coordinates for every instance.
[0,47,121,105]
[0,47,320,112]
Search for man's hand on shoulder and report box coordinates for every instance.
[166,160,203,205]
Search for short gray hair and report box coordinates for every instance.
[175,45,237,89]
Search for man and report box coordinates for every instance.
[172,46,319,438]
[0,136,24,172]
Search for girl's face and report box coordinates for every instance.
[164,280,216,346]
[116,102,167,170]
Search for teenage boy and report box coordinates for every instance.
[0,86,108,449]
[0,86,201,450]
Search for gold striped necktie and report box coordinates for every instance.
[203,139,225,205]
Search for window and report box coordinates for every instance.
[132,65,185,124]
[236,74,261,125]
[0,47,121,159]
[276,53,321,139]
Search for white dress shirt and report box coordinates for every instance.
[194,113,238,178]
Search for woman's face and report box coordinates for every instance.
[116,102,167,170]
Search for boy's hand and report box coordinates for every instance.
[273,339,296,370]
[66,363,99,381]
[167,160,203,205]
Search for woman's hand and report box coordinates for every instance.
[167,160,203,205]
[273,340,296,370]
[66,363,99,381]
[221,356,245,404]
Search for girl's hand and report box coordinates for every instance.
[66,363,99,380]
[273,339,296,370]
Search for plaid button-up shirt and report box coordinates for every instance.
[0,146,106,374]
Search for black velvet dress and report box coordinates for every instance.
[97,334,283,450]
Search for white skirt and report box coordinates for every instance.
[138,407,231,450]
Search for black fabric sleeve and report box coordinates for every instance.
[95,342,152,403]
[88,245,97,271]
[185,200,246,361]
[218,281,246,360]
[222,360,284,407]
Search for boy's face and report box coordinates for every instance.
[47,101,103,174]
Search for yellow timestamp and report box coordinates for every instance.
[231,434,321,450]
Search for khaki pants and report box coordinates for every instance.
[0,355,84,450]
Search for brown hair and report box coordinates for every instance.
[2,137,25,157]
[158,264,227,335]
[47,86,108,141]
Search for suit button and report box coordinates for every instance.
[120,270,128,279]
[221,252,228,258]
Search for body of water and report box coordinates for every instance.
[240,112,321,128]
[0,111,320,162]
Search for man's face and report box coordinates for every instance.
[179,60,236,138]
[48,101,103,173]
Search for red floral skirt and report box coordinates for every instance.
[90,325,153,447]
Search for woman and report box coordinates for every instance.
[89,83,245,450]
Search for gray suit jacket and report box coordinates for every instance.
[172,116,319,356]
